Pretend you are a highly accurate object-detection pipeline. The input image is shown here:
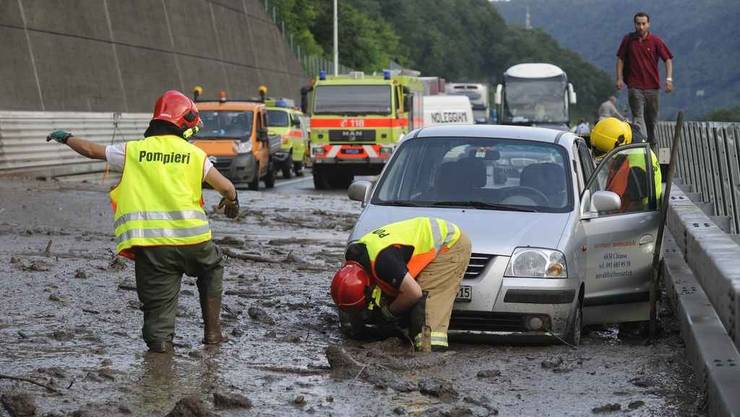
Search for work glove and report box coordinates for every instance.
[46,130,73,144]
[218,194,240,219]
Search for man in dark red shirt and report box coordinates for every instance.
[616,11,673,149]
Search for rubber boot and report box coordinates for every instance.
[147,340,173,353]
[408,294,431,352]
[201,296,225,344]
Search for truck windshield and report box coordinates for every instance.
[267,110,289,127]
[194,111,253,140]
[313,85,391,115]
[372,137,572,213]
[504,78,567,124]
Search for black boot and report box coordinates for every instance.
[408,294,431,352]
[147,340,173,353]
[201,295,225,344]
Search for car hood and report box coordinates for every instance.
[350,205,572,256]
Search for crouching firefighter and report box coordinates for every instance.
[46,90,241,353]
[331,217,471,352]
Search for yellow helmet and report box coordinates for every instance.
[591,117,632,154]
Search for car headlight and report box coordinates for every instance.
[504,247,567,278]
[235,141,252,154]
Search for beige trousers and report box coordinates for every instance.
[415,232,471,350]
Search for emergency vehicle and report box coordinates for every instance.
[190,88,280,191]
[306,70,425,189]
[266,99,309,178]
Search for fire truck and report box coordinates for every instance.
[306,70,424,189]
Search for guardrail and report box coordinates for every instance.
[657,121,740,234]
[0,111,150,177]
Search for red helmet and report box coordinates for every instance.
[330,261,371,311]
[152,90,201,129]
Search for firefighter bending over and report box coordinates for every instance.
[331,217,471,352]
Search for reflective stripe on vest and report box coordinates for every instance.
[109,135,210,256]
[359,217,461,292]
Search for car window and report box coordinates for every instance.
[588,147,652,215]
[373,137,573,213]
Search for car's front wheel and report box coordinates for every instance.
[564,303,582,346]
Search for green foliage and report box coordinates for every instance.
[270,0,612,119]
[703,106,740,122]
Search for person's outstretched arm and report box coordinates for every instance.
[47,130,106,160]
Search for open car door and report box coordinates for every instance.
[580,143,660,324]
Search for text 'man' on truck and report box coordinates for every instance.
[494,63,577,131]
[306,70,424,190]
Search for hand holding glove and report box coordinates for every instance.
[46,130,73,144]
[218,194,240,219]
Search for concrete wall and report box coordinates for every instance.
[0,0,307,112]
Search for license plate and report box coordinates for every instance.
[455,285,472,302]
[343,148,361,154]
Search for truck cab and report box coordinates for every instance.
[445,83,490,124]
[495,63,577,131]
[307,70,424,190]
[266,99,308,178]
[190,98,277,191]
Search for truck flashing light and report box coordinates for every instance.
[383,70,391,80]
[319,70,327,80]
[218,90,227,103]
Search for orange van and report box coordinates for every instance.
[190,100,276,190]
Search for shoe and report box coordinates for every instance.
[201,296,226,344]
[147,340,173,353]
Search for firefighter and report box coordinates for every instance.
[45,90,240,353]
[591,117,662,212]
[331,217,471,352]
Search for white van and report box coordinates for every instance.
[422,95,474,127]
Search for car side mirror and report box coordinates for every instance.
[292,119,301,128]
[258,128,269,142]
[591,191,621,213]
[348,180,372,206]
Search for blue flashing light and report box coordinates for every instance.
[319,70,327,80]
[383,70,391,80]
[276,99,289,108]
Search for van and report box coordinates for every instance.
[190,99,278,191]
[422,95,474,127]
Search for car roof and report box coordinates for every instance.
[409,124,578,146]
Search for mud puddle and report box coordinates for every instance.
[0,177,704,416]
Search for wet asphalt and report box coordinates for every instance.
[0,174,705,417]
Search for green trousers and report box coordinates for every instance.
[133,240,224,345]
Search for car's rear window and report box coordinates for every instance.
[372,136,573,213]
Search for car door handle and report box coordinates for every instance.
[639,234,654,246]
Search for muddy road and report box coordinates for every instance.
[0,175,704,417]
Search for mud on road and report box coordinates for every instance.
[0,176,705,417]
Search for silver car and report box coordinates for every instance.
[347,125,661,345]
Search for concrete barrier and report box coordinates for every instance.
[663,232,740,417]
[667,185,740,346]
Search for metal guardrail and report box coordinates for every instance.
[657,121,740,233]
[0,111,150,177]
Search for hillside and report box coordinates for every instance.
[494,0,740,118]
[273,0,613,121]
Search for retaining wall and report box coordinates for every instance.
[0,0,306,112]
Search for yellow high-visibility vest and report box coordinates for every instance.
[359,217,461,294]
[626,149,663,202]
[109,135,211,257]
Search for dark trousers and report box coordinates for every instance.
[628,88,659,149]
[134,240,223,345]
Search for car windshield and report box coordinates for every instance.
[267,110,290,127]
[313,85,391,115]
[194,111,253,139]
[504,77,567,124]
[372,136,572,213]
